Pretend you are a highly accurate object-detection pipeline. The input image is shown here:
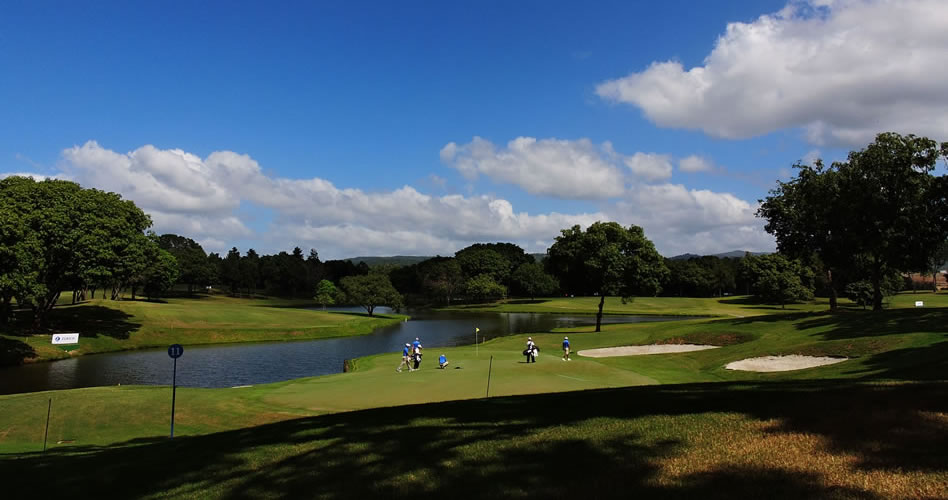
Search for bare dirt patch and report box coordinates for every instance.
[725,355,847,372]
[578,344,720,358]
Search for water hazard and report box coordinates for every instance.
[0,308,689,395]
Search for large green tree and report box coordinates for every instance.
[157,234,212,294]
[510,262,558,299]
[420,258,464,304]
[0,177,153,327]
[546,222,668,332]
[455,247,511,283]
[760,133,948,311]
[313,279,338,309]
[739,253,814,308]
[340,274,403,316]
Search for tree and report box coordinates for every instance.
[340,274,403,316]
[222,247,242,295]
[314,279,338,309]
[241,249,260,296]
[455,247,511,283]
[464,274,507,302]
[0,177,152,327]
[759,160,848,309]
[739,254,814,308]
[510,262,558,299]
[157,234,210,294]
[421,258,464,304]
[142,246,179,300]
[761,133,948,311]
[546,222,668,332]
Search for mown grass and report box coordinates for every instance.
[0,295,404,365]
[1,293,946,497]
[445,290,948,317]
[2,381,945,499]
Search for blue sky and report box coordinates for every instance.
[3,0,946,258]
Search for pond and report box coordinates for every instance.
[0,308,690,395]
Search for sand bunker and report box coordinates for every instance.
[578,344,720,358]
[725,355,847,372]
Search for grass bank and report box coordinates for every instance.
[0,295,404,365]
[442,291,948,318]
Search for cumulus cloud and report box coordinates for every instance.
[440,136,628,199]
[678,155,715,173]
[0,141,777,258]
[608,183,774,256]
[623,153,673,181]
[54,141,607,257]
[596,0,948,145]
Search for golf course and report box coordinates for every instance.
[1,293,946,498]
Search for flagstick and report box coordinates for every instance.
[475,327,479,357]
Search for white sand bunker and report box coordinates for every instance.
[725,355,847,372]
[579,344,720,358]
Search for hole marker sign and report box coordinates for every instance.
[52,333,80,345]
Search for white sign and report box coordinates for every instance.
[52,333,80,345]
[915,301,924,308]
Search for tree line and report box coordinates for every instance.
[4,132,943,328]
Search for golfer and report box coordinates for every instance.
[525,337,537,363]
[438,354,449,369]
[562,336,571,361]
[412,342,423,370]
[397,343,413,372]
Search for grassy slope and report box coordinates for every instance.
[0,295,404,364]
[444,291,948,317]
[1,293,946,497]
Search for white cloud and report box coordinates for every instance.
[678,155,715,173]
[623,153,673,181]
[0,141,777,259]
[0,172,68,181]
[596,0,948,145]
[54,141,606,258]
[608,183,774,256]
[802,149,821,165]
[440,136,627,199]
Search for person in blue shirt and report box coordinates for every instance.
[397,343,413,372]
[438,354,449,369]
[562,336,571,361]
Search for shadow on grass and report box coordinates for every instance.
[3,380,944,498]
[0,337,37,365]
[47,305,141,340]
[794,308,948,340]
[504,299,552,305]
[0,305,141,344]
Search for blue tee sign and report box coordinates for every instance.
[168,344,184,359]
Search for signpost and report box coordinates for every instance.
[915,301,924,308]
[51,333,80,345]
[168,344,183,438]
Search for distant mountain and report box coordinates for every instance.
[668,250,767,260]
[344,256,433,267]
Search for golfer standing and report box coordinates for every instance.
[525,337,536,363]
[397,343,412,372]
[562,336,571,361]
